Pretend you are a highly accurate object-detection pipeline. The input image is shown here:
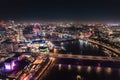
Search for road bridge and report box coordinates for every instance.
[48,53,120,62]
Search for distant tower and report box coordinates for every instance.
[33,23,42,36]
[17,26,27,43]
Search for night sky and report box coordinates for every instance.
[0,0,120,22]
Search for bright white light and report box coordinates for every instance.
[5,63,11,70]
[40,44,44,47]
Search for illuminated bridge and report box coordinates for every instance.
[86,39,120,56]
[48,53,120,62]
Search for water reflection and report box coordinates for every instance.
[96,67,102,73]
[61,39,105,56]
[105,67,112,74]
[68,64,71,70]
[44,62,119,80]
[58,64,62,70]
[87,66,92,73]
[76,75,81,80]
[77,65,82,71]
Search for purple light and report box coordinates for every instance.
[12,61,15,67]
[4,60,16,71]
[4,63,11,70]
[18,55,23,61]
[11,60,16,70]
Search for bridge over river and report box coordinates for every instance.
[48,53,120,62]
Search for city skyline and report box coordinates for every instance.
[0,0,120,22]
[0,7,120,79]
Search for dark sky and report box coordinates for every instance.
[0,0,120,22]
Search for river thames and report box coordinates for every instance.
[41,39,120,80]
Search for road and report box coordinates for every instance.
[34,57,55,80]
[16,55,54,80]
